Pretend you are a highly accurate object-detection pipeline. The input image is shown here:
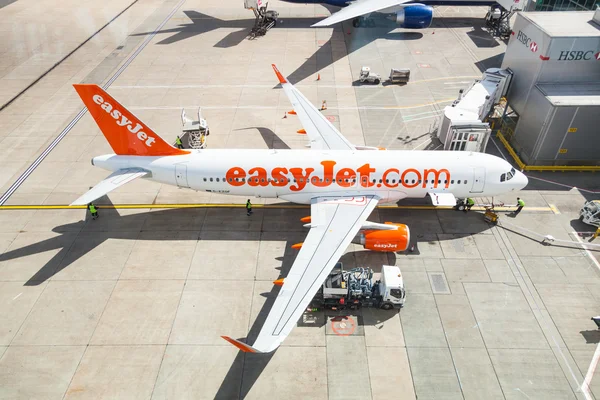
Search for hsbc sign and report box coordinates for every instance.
[516,31,537,53]
[557,50,600,61]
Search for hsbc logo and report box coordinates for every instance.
[92,94,155,147]
[557,50,600,61]
[516,31,537,53]
[529,42,538,52]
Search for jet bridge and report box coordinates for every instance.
[436,68,513,153]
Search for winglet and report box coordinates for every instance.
[221,336,259,353]
[272,64,287,84]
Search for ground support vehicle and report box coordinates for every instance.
[309,263,405,311]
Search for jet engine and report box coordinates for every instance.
[395,5,433,29]
[353,223,410,252]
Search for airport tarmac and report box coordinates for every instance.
[1,0,600,399]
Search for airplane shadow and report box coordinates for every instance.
[235,127,291,150]
[129,11,490,86]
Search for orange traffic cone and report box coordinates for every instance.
[317,73,321,81]
[321,100,327,111]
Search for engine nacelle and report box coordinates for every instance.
[396,5,433,29]
[354,223,410,252]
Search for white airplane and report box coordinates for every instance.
[308,0,520,28]
[72,65,527,353]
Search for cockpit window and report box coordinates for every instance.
[502,168,516,182]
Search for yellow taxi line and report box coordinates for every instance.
[0,204,554,212]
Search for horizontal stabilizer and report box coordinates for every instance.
[70,168,148,206]
[428,192,456,207]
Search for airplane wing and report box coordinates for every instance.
[70,168,148,206]
[222,195,380,353]
[272,64,355,151]
[312,0,409,27]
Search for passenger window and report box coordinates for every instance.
[464,180,468,184]
[210,178,213,182]
[228,178,232,182]
[216,178,219,182]
[203,178,207,182]
[411,179,415,184]
[457,180,461,184]
[451,180,454,184]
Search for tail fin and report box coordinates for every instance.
[73,84,188,156]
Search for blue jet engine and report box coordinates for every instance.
[395,5,433,29]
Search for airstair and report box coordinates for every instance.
[181,108,208,149]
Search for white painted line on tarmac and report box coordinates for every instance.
[411,138,431,150]
[12,293,22,301]
[526,176,600,194]
[573,232,600,400]
[128,103,453,111]
[0,0,187,206]
[582,344,600,400]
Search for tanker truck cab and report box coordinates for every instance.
[380,264,406,309]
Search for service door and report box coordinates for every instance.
[175,164,189,188]
[470,167,485,193]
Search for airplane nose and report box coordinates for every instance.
[515,171,528,190]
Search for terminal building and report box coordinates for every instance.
[500,10,600,166]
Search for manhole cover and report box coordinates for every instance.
[429,272,451,294]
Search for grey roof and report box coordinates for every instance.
[520,11,599,37]
[536,83,600,106]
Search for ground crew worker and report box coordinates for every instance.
[592,227,600,241]
[465,197,475,212]
[514,197,525,215]
[246,199,253,216]
[87,203,99,220]
[175,136,183,149]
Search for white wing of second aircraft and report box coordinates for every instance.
[222,194,390,353]
[312,0,410,27]
[272,64,355,151]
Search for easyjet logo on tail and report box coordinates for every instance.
[73,84,188,156]
[92,95,156,147]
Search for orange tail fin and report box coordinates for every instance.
[73,84,188,156]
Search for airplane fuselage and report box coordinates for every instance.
[92,149,526,204]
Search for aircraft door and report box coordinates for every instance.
[470,167,485,193]
[175,164,189,187]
